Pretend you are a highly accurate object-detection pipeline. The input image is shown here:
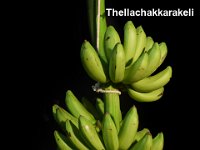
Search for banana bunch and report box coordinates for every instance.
[80,20,172,102]
[53,90,164,150]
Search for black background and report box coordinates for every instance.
[9,0,199,149]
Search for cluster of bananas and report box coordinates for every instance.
[81,21,172,102]
[53,90,164,150]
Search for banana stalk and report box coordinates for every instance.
[103,85,122,132]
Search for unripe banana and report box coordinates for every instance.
[96,97,104,119]
[81,97,100,120]
[127,87,164,102]
[65,90,96,124]
[123,52,149,84]
[118,105,139,150]
[145,42,161,77]
[159,42,168,66]
[131,66,172,92]
[104,86,122,132]
[104,26,121,61]
[53,104,59,122]
[65,120,89,150]
[55,107,79,130]
[130,132,153,150]
[78,116,105,150]
[132,26,146,64]
[80,40,107,83]
[54,130,73,150]
[109,43,125,83]
[134,128,150,142]
[144,36,154,52]
[102,113,119,150]
[123,21,137,65]
[152,132,164,150]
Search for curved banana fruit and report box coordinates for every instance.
[145,42,161,77]
[81,97,100,120]
[130,132,152,150]
[132,26,146,64]
[80,40,107,83]
[144,36,154,52]
[54,130,73,150]
[109,43,125,83]
[96,97,104,119]
[118,105,139,150]
[131,66,172,92]
[65,120,89,150]
[159,42,168,66]
[65,90,96,124]
[78,116,105,150]
[55,106,79,130]
[134,128,150,142]
[123,52,149,84]
[152,132,164,150]
[123,21,137,65]
[102,113,119,150]
[127,87,164,102]
[104,86,122,132]
[104,26,121,61]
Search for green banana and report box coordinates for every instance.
[55,106,79,130]
[130,132,152,150]
[123,52,149,84]
[104,26,121,61]
[145,42,161,77]
[53,104,59,122]
[78,116,105,150]
[127,87,164,102]
[102,113,119,150]
[80,40,107,83]
[65,120,89,150]
[132,26,146,64]
[152,132,164,150]
[144,36,154,52]
[54,130,73,150]
[123,21,137,65]
[159,42,168,66]
[131,66,172,92]
[104,86,122,132]
[81,97,100,120]
[109,43,125,83]
[118,106,139,150]
[95,97,104,119]
[134,128,150,142]
[65,90,96,124]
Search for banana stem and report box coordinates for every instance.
[103,85,122,132]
